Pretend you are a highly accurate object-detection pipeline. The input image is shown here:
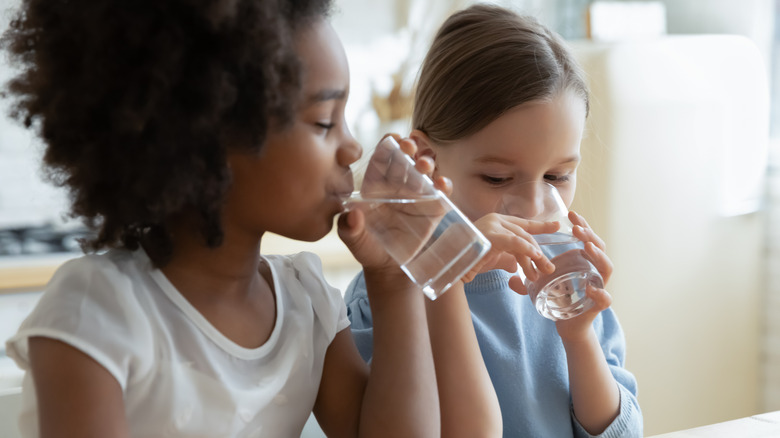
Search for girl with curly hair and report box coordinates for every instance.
[2,0,500,436]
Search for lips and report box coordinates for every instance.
[331,169,355,200]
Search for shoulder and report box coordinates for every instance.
[50,249,131,282]
[6,249,155,388]
[264,251,332,291]
[38,249,146,314]
[265,252,349,340]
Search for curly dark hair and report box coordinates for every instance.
[1,0,332,265]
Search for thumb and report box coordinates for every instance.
[337,209,366,250]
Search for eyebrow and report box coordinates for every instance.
[306,88,347,104]
[474,154,581,165]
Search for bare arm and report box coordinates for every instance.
[314,268,439,438]
[562,324,621,434]
[313,328,369,437]
[426,282,502,437]
[557,212,621,433]
[27,336,128,438]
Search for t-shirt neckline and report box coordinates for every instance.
[136,248,284,360]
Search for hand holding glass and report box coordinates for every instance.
[343,136,490,300]
[500,182,602,320]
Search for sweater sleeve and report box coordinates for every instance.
[343,271,375,363]
[571,309,644,438]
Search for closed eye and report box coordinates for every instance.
[316,122,335,131]
[544,174,571,183]
[481,175,511,186]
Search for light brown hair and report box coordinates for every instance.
[412,4,589,143]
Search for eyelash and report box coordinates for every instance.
[544,174,570,183]
[482,175,510,186]
[316,122,335,131]
[480,174,571,186]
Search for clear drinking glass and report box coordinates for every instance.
[343,136,491,300]
[500,182,601,320]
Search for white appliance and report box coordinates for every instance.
[570,35,768,435]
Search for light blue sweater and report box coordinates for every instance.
[345,269,643,438]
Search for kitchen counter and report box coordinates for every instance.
[0,253,75,292]
[0,229,360,293]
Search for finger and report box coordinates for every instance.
[362,137,399,193]
[413,155,435,176]
[461,270,477,283]
[584,241,613,283]
[503,216,561,236]
[401,155,434,195]
[568,210,591,229]
[517,257,538,282]
[497,220,541,250]
[585,284,612,311]
[488,232,547,270]
[508,275,528,295]
[337,209,365,244]
[494,221,557,274]
[493,252,521,273]
[573,224,607,251]
[569,211,607,249]
[397,136,418,157]
[385,151,415,194]
[464,252,502,280]
[433,175,452,196]
[506,235,555,275]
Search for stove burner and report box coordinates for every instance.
[0,225,94,256]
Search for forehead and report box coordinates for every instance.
[456,91,586,163]
[294,20,350,100]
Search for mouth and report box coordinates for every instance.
[331,170,355,202]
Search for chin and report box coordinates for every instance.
[279,205,340,242]
[296,218,336,242]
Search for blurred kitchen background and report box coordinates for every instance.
[1,0,779,437]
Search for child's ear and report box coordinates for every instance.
[410,129,437,162]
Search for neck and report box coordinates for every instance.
[159,218,266,299]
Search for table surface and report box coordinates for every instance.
[647,411,780,437]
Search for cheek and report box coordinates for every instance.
[434,158,498,220]
[450,188,498,222]
[560,183,577,208]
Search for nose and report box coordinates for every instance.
[499,182,546,220]
[337,126,362,167]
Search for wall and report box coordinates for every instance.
[571,35,768,435]
[659,0,780,416]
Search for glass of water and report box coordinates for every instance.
[500,182,602,320]
[343,136,491,300]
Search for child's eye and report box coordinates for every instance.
[544,174,570,183]
[481,175,510,185]
[315,122,335,132]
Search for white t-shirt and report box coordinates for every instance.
[6,248,350,437]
